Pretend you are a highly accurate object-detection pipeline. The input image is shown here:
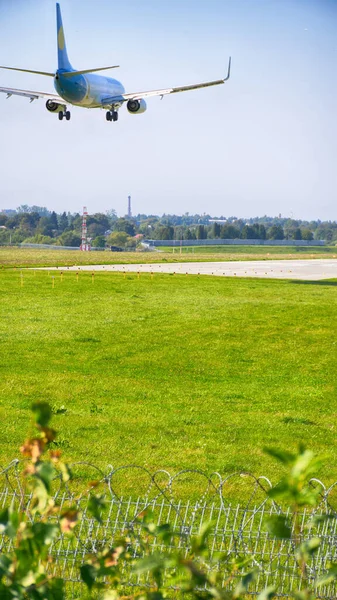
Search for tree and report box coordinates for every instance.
[18,215,35,235]
[106,231,129,248]
[86,213,110,237]
[211,223,221,238]
[36,217,54,237]
[0,229,9,245]
[220,224,240,239]
[58,212,68,232]
[58,231,81,247]
[301,228,313,241]
[113,219,135,236]
[241,225,256,239]
[267,225,284,240]
[22,234,54,245]
[16,205,30,213]
[184,228,195,240]
[153,225,174,240]
[70,214,82,231]
[125,236,137,249]
[105,208,118,222]
[257,224,266,240]
[87,223,106,238]
[92,235,107,248]
[174,226,185,240]
[92,213,110,229]
[196,225,207,240]
[7,214,21,228]
[16,205,49,216]
[315,226,334,242]
[293,228,302,240]
[49,211,58,231]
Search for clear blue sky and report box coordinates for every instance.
[0,0,336,220]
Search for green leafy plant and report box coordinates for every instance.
[0,402,74,598]
[264,445,337,599]
[1,405,337,600]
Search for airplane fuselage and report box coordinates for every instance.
[54,70,125,108]
[0,3,230,122]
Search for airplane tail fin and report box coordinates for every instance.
[56,3,72,71]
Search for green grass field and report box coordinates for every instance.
[0,244,336,268]
[160,244,337,257]
[1,256,336,497]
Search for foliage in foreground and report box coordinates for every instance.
[0,404,337,599]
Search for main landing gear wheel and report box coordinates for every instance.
[106,110,118,122]
[58,110,71,121]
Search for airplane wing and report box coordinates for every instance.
[102,58,231,106]
[0,86,63,103]
[122,78,227,101]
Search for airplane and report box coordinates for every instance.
[0,3,231,123]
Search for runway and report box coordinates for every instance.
[52,259,337,281]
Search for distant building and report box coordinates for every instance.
[1,209,16,215]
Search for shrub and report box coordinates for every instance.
[0,405,337,599]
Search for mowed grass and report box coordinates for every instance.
[0,245,336,268]
[0,267,336,498]
[160,244,337,258]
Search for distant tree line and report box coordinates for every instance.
[0,205,336,247]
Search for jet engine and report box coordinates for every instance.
[126,99,147,114]
[46,99,66,113]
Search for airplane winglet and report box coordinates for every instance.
[224,57,231,82]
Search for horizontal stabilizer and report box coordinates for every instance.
[0,66,55,77]
[62,65,120,77]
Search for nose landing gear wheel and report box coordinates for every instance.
[58,111,64,121]
[112,111,118,122]
[106,111,112,121]
[65,111,71,121]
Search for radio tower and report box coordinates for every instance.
[80,206,90,251]
[127,195,132,218]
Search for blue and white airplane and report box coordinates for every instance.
[0,4,231,122]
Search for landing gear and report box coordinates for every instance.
[58,109,71,121]
[106,110,118,122]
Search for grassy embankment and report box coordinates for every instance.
[0,244,336,269]
[0,259,336,498]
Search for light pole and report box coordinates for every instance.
[9,227,15,245]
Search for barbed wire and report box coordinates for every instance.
[1,460,337,598]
